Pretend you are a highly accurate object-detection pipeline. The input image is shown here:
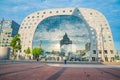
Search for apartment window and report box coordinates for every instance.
[105,24,107,26]
[28,26,30,29]
[42,15,44,18]
[106,27,109,30]
[110,50,114,54]
[77,10,79,12]
[50,11,52,13]
[43,12,46,14]
[108,36,111,38]
[99,50,102,54]
[56,11,59,13]
[93,50,96,54]
[37,16,39,18]
[37,12,39,15]
[70,10,72,12]
[8,35,11,37]
[5,32,7,35]
[27,17,30,19]
[109,40,112,41]
[104,40,106,42]
[63,10,65,13]
[32,16,34,18]
[90,13,92,15]
[5,45,7,47]
[104,50,108,54]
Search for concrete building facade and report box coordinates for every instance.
[19,8,115,62]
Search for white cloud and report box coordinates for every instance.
[12,6,30,12]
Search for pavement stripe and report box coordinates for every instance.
[109,68,120,71]
[96,68,120,79]
[0,63,33,68]
[46,67,67,80]
[0,65,43,76]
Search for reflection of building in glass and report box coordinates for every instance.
[60,33,72,47]
[60,33,72,57]
[19,8,115,62]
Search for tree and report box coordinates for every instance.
[32,47,43,59]
[25,47,31,54]
[114,55,119,60]
[10,34,21,54]
[105,56,108,61]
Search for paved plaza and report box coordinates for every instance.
[0,62,120,80]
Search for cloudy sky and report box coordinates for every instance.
[0,0,120,50]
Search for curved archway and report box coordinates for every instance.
[32,15,95,61]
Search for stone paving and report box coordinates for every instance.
[0,62,120,80]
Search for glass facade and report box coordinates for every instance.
[33,15,91,61]
[0,20,20,47]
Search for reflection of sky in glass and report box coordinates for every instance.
[32,15,90,51]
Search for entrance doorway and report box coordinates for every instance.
[92,57,95,61]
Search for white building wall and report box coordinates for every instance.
[19,8,115,61]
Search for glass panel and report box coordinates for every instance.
[32,15,92,61]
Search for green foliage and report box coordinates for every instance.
[32,47,43,59]
[105,56,108,61]
[25,47,31,54]
[10,34,21,53]
[114,55,119,60]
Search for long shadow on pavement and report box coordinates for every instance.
[46,67,67,80]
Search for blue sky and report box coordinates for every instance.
[0,0,120,50]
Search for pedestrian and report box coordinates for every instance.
[37,58,38,62]
[64,59,67,64]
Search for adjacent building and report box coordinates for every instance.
[0,20,20,59]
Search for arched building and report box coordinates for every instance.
[19,8,115,61]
